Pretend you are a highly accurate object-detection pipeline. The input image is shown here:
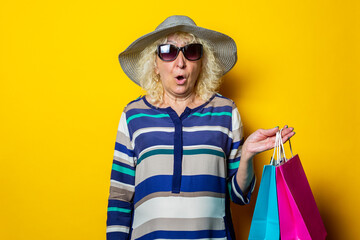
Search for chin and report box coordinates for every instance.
[173,86,191,95]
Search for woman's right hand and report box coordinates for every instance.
[241,126,295,161]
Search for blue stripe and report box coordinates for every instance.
[128,118,174,134]
[183,116,232,128]
[134,130,232,157]
[231,141,241,150]
[183,131,231,153]
[115,142,134,157]
[108,199,132,208]
[111,170,135,185]
[232,137,245,149]
[134,175,226,204]
[137,230,226,240]
[107,211,132,225]
[133,132,174,155]
[130,121,234,159]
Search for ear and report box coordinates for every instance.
[154,60,160,75]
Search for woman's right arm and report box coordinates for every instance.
[106,112,136,240]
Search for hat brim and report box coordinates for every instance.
[119,24,237,86]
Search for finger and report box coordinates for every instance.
[258,126,280,137]
[281,131,295,143]
[281,126,294,136]
[281,125,294,133]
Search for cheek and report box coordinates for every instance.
[191,62,202,79]
[155,59,172,77]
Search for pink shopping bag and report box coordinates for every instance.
[276,154,327,240]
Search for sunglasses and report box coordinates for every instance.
[157,43,203,62]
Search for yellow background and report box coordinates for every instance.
[1,0,359,239]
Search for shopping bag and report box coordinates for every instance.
[276,159,311,239]
[248,165,279,240]
[276,133,327,239]
[248,132,281,240]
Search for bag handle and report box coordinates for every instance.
[271,130,282,165]
[270,129,294,166]
[281,129,294,162]
[270,130,278,165]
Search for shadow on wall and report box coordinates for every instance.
[315,187,344,240]
[219,73,249,104]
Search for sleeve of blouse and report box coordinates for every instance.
[227,106,256,205]
[106,112,136,240]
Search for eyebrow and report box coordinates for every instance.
[166,40,191,45]
[166,40,178,44]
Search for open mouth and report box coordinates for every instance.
[176,75,185,81]
[175,75,187,85]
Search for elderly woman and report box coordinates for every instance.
[107,15,294,240]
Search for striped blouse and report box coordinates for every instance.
[106,94,256,240]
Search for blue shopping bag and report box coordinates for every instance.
[248,164,280,240]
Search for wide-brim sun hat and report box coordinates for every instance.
[119,15,237,86]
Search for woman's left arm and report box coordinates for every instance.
[236,126,295,194]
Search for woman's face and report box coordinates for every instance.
[155,34,202,99]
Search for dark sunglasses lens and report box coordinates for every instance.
[184,44,202,60]
[158,44,178,61]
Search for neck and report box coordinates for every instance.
[163,91,196,106]
[161,91,200,116]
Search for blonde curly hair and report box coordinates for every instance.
[137,32,223,105]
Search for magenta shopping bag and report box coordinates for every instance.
[276,154,327,240]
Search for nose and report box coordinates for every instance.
[175,51,186,69]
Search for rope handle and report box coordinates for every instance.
[270,129,294,166]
